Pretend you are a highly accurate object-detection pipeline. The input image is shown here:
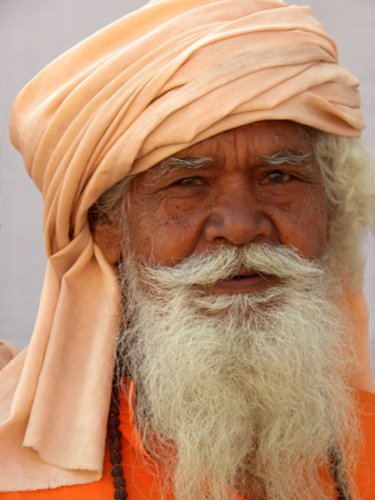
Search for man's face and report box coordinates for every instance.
[124,120,328,290]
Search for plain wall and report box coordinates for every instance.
[0,0,374,376]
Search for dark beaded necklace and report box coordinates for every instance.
[329,447,352,500]
[107,384,351,500]
[108,384,128,500]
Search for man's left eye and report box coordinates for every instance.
[262,170,292,184]
[176,177,205,187]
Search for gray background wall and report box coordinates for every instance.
[0,0,374,375]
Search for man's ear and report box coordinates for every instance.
[92,221,122,265]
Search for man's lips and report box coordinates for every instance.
[206,267,278,294]
[234,267,258,278]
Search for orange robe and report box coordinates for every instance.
[1,387,374,500]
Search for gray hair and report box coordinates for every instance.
[313,132,375,289]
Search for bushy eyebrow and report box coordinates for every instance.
[157,151,312,177]
[260,150,313,167]
[160,156,212,174]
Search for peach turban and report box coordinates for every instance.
[0,0,367,491]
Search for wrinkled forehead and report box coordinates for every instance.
[177,121,314,155]
[145,120,315,175]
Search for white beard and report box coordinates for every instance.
[116,243,359,500]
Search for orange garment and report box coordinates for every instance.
[2,384,374,500]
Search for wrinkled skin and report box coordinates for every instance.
[100,120,328,294]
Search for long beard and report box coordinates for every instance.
[116,244,359,500]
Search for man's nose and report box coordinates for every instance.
[202,182,276,246]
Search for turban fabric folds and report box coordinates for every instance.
[0,0,365,491]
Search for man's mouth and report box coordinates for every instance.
[232,267,259,278]
[206,267,278,294]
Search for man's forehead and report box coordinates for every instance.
[149,120,315,175]
[182,120,312,150]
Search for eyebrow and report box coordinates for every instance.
[260,150,313,167]
[160,156,212,174]
[157,151,312,176]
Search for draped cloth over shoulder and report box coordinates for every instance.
[0,0,366,491]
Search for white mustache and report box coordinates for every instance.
[142,243,324,287]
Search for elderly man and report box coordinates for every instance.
[0,0,374,499]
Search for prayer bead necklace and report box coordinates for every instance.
[107,384,351,500]
[108,384,128,499]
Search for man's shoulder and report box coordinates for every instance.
[357,388,375,406]
[355,389,375,499]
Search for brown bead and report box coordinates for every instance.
[108,415,120,428]
[114,487,128,500]
[113,476,126,489]
[109,438,122,452]
[109,428,121,439]
[111,464,123,477]
[110,451,122,465]
[109,402,119,414]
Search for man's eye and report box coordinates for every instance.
[262,170,292,184]
[175,177,205,187]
